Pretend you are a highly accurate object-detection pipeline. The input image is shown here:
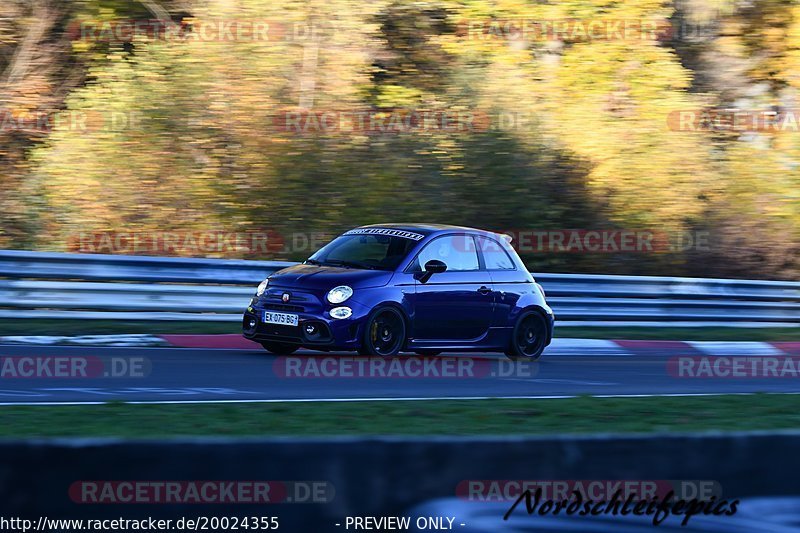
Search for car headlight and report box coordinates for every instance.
[327,285,353,304]
[256,278,269,296]
[329,306,352,319]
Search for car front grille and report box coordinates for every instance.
[258,323,303,341]
[262,303,305,313]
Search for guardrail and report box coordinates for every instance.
[0,250,798,327]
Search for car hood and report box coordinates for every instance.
[267,264,394,290]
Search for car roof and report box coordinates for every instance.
[357,223,497,238]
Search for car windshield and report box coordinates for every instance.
[307,234,419,271]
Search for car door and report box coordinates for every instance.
[409,234,494,341]
[476,235,529,327]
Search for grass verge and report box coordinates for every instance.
[1,395,798,438]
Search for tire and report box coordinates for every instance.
[505,311,547,361]
[415,350,442,356]
[358,306,407,356]
[261,341,300,355]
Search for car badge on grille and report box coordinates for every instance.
[282,293,290,303]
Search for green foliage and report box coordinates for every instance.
[1,0,797,278]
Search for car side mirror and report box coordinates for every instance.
[414,259,447,283]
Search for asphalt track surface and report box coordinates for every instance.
[0,343,799,404]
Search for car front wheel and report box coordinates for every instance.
[359,307,406,356]
[505,311,547,361]
[261,341,300,355]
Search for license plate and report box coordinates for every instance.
[263,311,299,327]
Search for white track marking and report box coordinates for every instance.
[2,391,800,406]
[688,341,785,357]
[499,378,620,385]
[544,338,630,356]
[0,335,168,347]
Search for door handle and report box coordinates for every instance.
[477,286,492,295]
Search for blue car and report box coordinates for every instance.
[243,224,554,359]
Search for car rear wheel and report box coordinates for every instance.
[505,311,547,361]
[261,341,300,355]
[359,307,406,356]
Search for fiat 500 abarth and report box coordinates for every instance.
[243,224,554,359]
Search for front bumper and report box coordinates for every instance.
[242,291,371,349]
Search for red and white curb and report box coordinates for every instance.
[614,340,799,357]
[0,335,171,347]
[0,335,797,356]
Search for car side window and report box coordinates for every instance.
[477,236,516,270]
[413,235,479,272]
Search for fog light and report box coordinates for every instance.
[330,306,352,319]
[248,319,257,329]
[305,324,317,335]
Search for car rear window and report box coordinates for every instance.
[477,236,516,270]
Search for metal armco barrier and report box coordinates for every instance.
[1,432,799,532]
[0,250,798,326]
